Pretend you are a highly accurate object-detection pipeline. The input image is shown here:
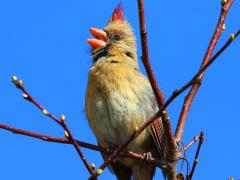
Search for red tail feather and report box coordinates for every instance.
[109,2,125,22]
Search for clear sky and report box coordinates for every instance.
[0,0,239,179]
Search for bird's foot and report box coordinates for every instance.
[142,152,152,160]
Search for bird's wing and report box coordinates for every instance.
[135,69,164,155]
[149,118,164,155]
[143,77,164,155]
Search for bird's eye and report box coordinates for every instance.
[125,51,133,58]
[114,34,121,40]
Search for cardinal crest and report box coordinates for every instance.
[109,2,125,22]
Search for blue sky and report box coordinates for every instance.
[0,0,239,179]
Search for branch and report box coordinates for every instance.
[180,135,200,154]
[174,0,234,142]
[137,0,164,106]
[0,122,166,168]
[137,0,176,153]
[11,77,94,175]
[137,2,178,179]
[0,122,104,152]
[187,132,204,180]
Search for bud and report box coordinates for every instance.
[11,75,17,82]
[221,0,227,6]
[90,163,95,171]
[194,159,199,164]
[230,33,235,40]
[60,114,66,122]
[162,110,167,115]
[22,93,29,99]
[222,23,226,31]
[16,80,24,87]
[42,109,50,115]
[134,126,139,132]
[96,169,103,175]
[64,130,69,138]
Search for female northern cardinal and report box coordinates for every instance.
[86,3,164,180]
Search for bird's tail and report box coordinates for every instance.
[132,164,155,180]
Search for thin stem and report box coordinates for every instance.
[187,132,204,180]
[61,122,94,175]
[180,135,200,154]
[0,122,105,151]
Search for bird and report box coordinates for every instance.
[85,3,164,180]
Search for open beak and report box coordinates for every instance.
[87,28,108,49]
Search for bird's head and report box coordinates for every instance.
[87,3,137,67]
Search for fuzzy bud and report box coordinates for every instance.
[221,0,227,6]
[64,130,69,138]
[96,169,103,175]
[230,33,235,40]
[22,93,29,99]
[134,126,139,132]
[11,75,18,82]
[222,23,226,31]
[42,109,50,115]
[60,114,66,122]
[90,163,96,171]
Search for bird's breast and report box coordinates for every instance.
[85,61,155,151]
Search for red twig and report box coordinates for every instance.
[0,122,166,167]
[137,2,178,178]
[137,0,164,106]
[162,28,240,127]
[180,135,200,154]
[187,132,204,180]
[174,0,234,142]
[11,77,94,175]
[137,0,176,153]
[179,157,190,176]
[0,122,109,152]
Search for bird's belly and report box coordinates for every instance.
[86,90,151,150]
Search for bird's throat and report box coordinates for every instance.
[92,48,108,63]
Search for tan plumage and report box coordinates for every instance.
[85,3,164,180]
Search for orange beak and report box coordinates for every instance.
[87,28,108,49]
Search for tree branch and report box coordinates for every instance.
[0,122,167,168]
[0,122,104,151]
[174,0,234,143]
[187,132,204,180]
[137,0,176,154]
[180,135,200,154]
[11,77,94,175]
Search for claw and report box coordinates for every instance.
[142,152,153,160]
